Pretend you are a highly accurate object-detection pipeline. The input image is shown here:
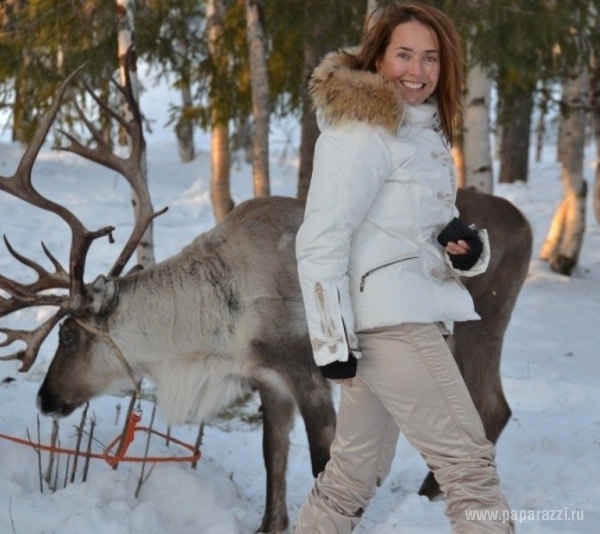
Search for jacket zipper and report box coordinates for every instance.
[359,256,418,292]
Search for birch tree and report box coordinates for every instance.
[539,67,589,275]
[207,0,234,222]
[176,81,195,162]
[462,53,493,193]
[116,0,155,268]
[245,0,270,197]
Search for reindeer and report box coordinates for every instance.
[0,69,532,532]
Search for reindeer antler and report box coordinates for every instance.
[0,68,115,371]
[0,239,70,366]
[59,60,167,278]
[0,59,165,372]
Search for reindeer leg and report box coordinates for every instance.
[254,378,295,533]
[452,324,512,445]
[293,371,336,477]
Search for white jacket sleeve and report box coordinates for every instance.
[296,123,394,366]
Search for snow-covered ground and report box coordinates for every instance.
[0,77,598,533]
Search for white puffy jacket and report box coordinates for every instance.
[296,50,490,367]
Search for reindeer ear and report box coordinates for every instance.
[88,275,120,315]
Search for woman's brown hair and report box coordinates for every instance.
[355,2,464,142]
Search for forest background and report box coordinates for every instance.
[1,0,600,277]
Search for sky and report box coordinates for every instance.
[0,74,599,533]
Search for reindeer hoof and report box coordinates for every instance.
[418,471,443,501]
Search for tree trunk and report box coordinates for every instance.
[99,75,114,149]
[297,39,319,201]
[298,1,348,200]
[3,0,31,144]
[498,90,534,183]
[595,154,600,226]
[534,83,550,163]
[595,153,600,226]
[539,68,589,275]
[176,82,195,163]
[211,123,233,222]
[592,54,600,224]
[463,60,493,193]
[207,0,233,222]
[451,129,466,189]
[116,0,155,268]
[171,8,196,164]
[245,0,270,197]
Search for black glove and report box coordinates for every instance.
[437,217,483,271]
[319,352,357,380]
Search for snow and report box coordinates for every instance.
[0,76,599,534]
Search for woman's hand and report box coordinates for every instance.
[445,239,471,256]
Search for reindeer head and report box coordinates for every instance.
[0,64,165,417]
[36,276,138,417]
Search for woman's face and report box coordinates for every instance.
[376,20,440,105]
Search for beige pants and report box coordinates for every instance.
[294,323,514,533]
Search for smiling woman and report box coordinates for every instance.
[294,2,514,533]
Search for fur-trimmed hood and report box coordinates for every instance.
[309,49,405,134]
